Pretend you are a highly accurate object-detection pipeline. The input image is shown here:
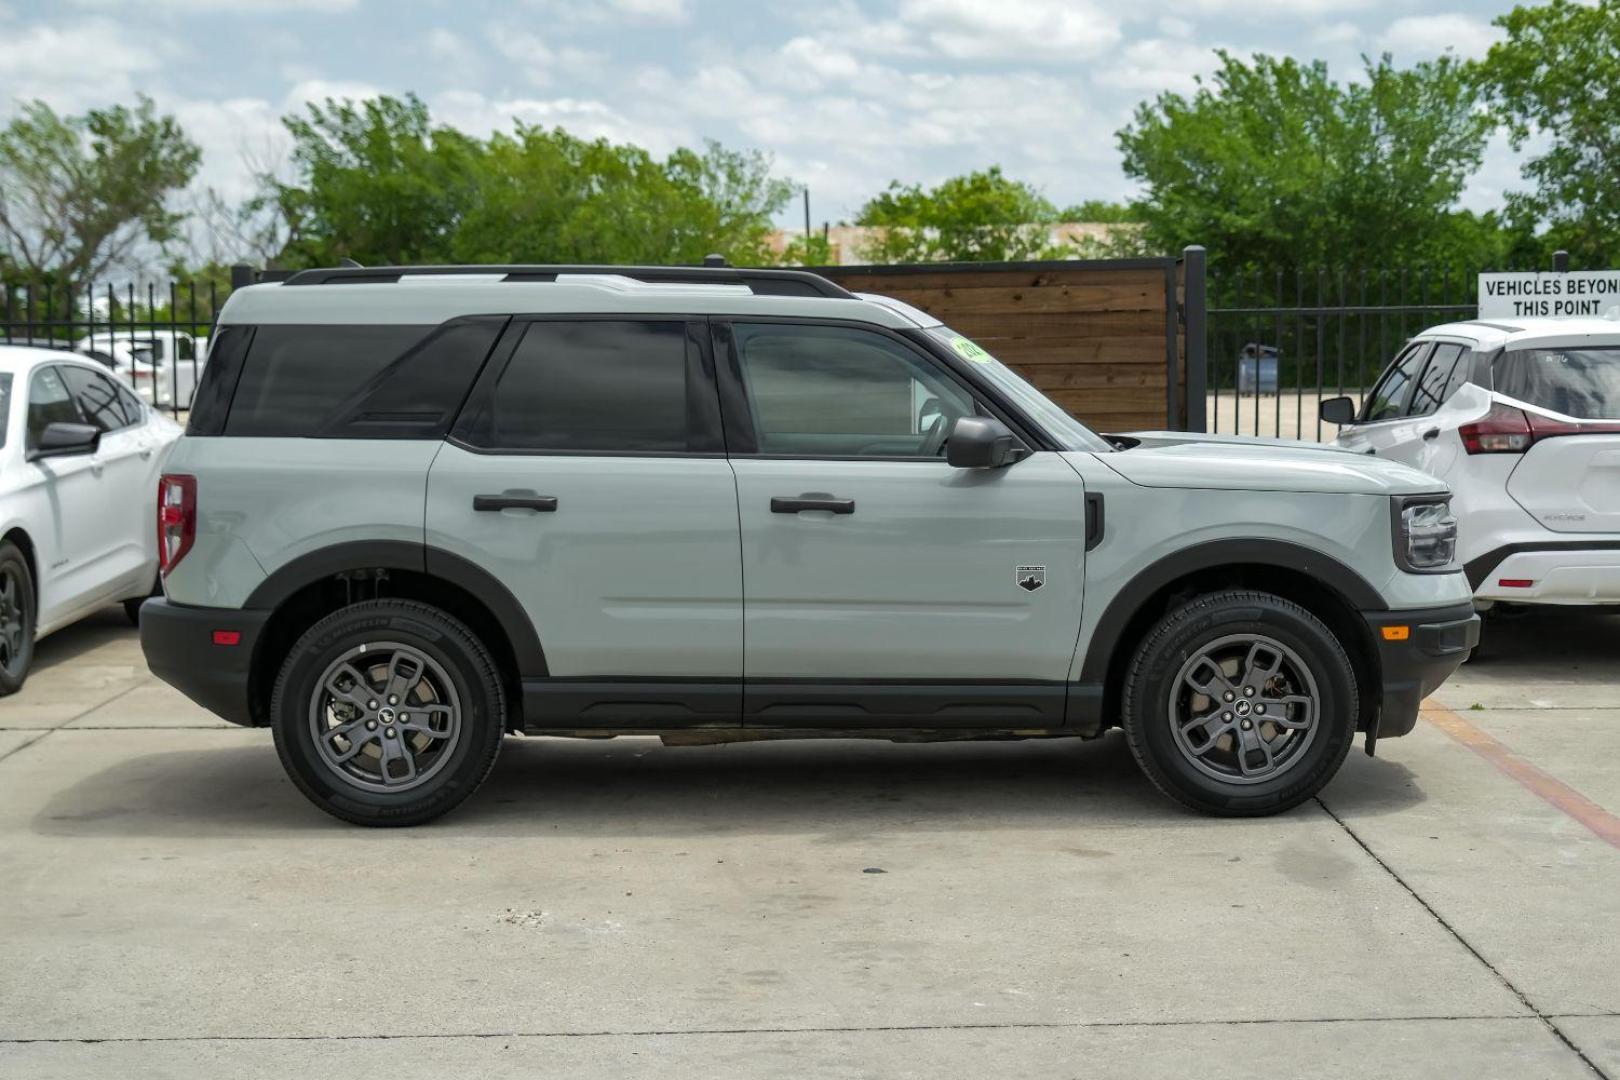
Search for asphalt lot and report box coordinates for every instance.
[1,607,1618,1079]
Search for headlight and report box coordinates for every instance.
[1392,495,1458,573]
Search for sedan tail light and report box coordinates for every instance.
[157,474,196,576]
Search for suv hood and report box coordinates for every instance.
[1093,431,1445,496]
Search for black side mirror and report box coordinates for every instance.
[1319,396,1357,425]
[946,416,1017,469]
[28,421,101,462]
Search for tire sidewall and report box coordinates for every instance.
[272,604,502,825]
[1129,595,1357,813]
[0,543,35,695]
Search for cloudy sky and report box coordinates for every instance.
[0,0,1526,228]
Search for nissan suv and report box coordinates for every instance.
[141,264,1479,826]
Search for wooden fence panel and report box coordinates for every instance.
[821,258,1180,432]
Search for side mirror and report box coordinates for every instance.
[1319,396,1357,425]
[945,415,1017,469]
[28,422,101,462]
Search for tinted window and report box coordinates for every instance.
[1407,343,1467,417]
[1362,343,1430,422]
[61,365,136,432]
[27,367,83,448]
[222,322,498,438]
[187,326,254,436]
[1494,347,1620,419]
[461,320,693,452]
[733,323,974,457]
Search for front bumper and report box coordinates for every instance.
[1361,602,1480,747]
[140,598,269,727]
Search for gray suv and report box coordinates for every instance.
[141,264,1479,825]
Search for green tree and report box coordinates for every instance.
[853,166,1070,263]
[0,96,200,285]
[1477,0,1620,266]
[1117,51,1493,273]
[263,94,794,268]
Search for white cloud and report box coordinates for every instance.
[1379,13,1504,61]
[71,0,357,11]
[898,0,1123,61]
[282,79,382,113]
[522,0,689,26]
[607,0,688,22]
[1094,37,1223,95]
[0,17,166,109]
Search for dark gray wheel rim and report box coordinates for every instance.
[0,565,29,678]
[308,641,462,794]
[1169,633,1320,785]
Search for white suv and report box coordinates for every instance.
[1323,318,1620,611]
[139,264,1479,826]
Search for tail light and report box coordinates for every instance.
[1461,400,1620,454]
[157,474,196,576]
[1459,403,1533,454]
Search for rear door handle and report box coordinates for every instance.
[771,495,855,515]
[473,494,558,512]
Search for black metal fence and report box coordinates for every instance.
[1,278,227,417]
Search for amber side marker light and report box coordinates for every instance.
[1381,626,1410,642]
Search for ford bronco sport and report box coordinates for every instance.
[140,264,1479,826]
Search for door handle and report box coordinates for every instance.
[140,447,154,459]
[473,494,558,512]
[771,494,855,515]
[1422,428,1440,441]
[89,458,105,476]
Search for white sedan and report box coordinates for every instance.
[1323,317,1620,610]
[0,346,182,693]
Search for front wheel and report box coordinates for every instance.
[0,541,35,696]
[271,600,506,826]
[1120,589,1358,816]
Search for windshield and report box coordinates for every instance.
[1495,347,1620,419]
[925,326,1114,452]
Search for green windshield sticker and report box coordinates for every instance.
[950,336,994,363]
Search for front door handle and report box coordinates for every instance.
[771,494,855,515]
[473,494,558,512]
[1422,427,1441,441]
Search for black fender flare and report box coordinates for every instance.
[243,540,547,677]
[1077,538,1386,685]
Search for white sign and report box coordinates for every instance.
[1479,271,1620,319]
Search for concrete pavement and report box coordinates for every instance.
[1,606,1617,1078]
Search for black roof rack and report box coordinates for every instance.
[275,264,855,299]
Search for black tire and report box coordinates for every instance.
[271,600,506,827]
[1120,589,1358,817]
[0,541,35,696]
[123,597,146,626]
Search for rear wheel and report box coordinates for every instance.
[1121,589,1358,816]
[0,542,35,696]
[271,600,506,826]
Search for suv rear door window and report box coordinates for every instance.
[1494,347,1620,419]
[458,319,705,453]
[1362,342,1431,422]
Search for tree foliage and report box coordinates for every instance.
[1117,52,1494,274]
[261,93,793,268]
[0,96,200,285]
[853,166,1071,263]
[1477,0,1620,266]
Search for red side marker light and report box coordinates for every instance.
[1498,579,1534,589]
[212,630,241,646]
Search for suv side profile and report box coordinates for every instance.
[142,265,1479,826]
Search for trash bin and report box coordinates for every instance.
[1237,344,1280,394]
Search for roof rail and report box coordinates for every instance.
[275,264,856,299]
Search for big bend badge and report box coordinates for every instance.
[1015,565,1046,592]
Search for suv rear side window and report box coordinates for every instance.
[458,319,709,453]
[1494,347,1620,419]
[1362,342,1431,422]
[222,321,504,438]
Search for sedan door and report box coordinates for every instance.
[61,363,163,596]
[22,365,112,626]
[717,320,1090,728]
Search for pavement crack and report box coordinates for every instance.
[1316,796,1612,1080]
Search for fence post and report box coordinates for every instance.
[229,264,256,291]
[1182,245,1208,433]
[1553,249,1570,273]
